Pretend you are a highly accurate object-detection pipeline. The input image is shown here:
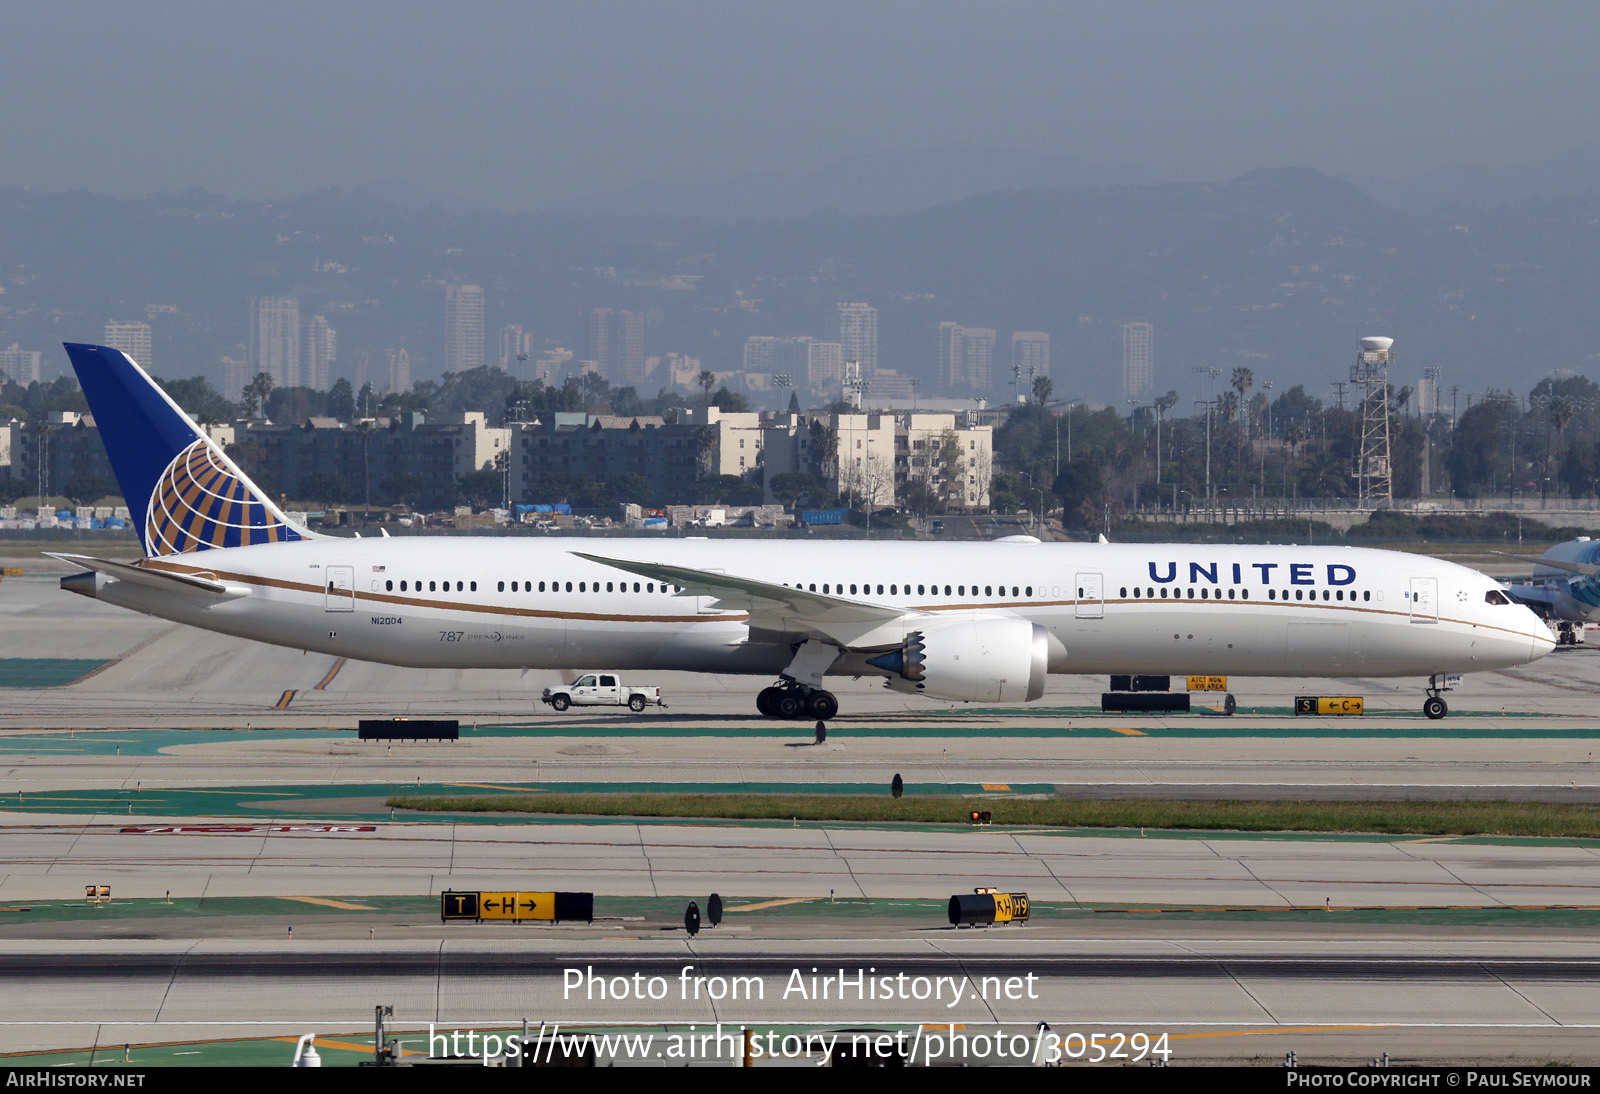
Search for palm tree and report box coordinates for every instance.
[240,372,275,419]
[697,370,717,407]
[356,418,377,505]
[1231,367,1254,436]
[1031,375,1054,406]
[809,421,839,484]
[691,424,718,478]
[1283,422,1306,500]
[1549,397,1577,500]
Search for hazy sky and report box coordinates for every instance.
[5,1,1597,210]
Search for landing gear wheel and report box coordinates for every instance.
[775,691,805,719]
[806,691,839,720]
[628,694,647,713]
[757,687,781,717]
[1423,696,1448,720]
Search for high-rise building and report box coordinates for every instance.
[444,284,486,372]
[807,341,844,387]
[1121,322,1153,403]
[0,344,43,385]
[535,348,573,384]
[1419,366,1441,417]
[1012,331,1050,381]
[305,316,337,390]
[937,322,964,390]
[221,352,251,404]
[614,310,644,386]
[104,321,153,368]
[250,297,300,388]
[937,322,996,391]
[836,303,878,374]
[588,308,645,385]
[962,328,996,391]
[387,348,411,394]
[743,336,813,379]
[498,325,532,372]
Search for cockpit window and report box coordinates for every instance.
[1485,590,1511,606]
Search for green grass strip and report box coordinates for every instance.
[387,793,1600,839]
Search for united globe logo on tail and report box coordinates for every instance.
[61,343,314,559]
[144,440,305,556]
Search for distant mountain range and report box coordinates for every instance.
[1349,143,1600,213]
[543,144,1165,218]
[2,162,1598,409]
[535,141,1600,220]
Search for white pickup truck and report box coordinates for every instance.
[541,673,665,713]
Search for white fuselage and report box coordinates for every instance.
[84,537,1554,683]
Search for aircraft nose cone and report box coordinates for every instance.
[1530,628,1556,661]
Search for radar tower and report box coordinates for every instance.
[1352,336,1394,505]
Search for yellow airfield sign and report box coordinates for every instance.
[441,890,593,923]
[1294,696,1364,716]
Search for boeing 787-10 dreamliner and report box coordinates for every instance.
[53,344,1553,721]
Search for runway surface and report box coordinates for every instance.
[2,938,1598,1064]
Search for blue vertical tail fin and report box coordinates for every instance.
[62,343,315,557]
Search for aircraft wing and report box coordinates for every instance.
[48,553,251,598]
[572,551,927,647]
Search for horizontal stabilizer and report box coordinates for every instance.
[1503,582,1560,609]
[1490,550,1600,577]
[48,553,250,598]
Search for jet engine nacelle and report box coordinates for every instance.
[867,618,1048,703]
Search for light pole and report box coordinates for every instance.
[1058,400,1082,468]
[1193,366,1220,501]
[1152,401,1165,486]
[1193,397,1217,503]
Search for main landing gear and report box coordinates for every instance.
[1422,672,1461,720]
[757,683,839,721]
[757,638,844,721]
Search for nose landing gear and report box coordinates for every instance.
[1423,672,1461,720]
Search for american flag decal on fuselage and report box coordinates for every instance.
[144,440,304,556]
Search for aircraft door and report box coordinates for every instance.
[1074,572,1104,619]
[1409,577,1438,623]
[324,566,355,612]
